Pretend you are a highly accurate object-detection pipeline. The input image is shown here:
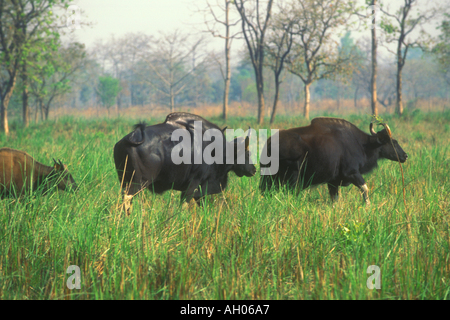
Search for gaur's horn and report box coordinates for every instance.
[221,126,228,133]
[383,124,392,137]
[369,123,377,136]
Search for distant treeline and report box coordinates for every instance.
[2,0,450,132]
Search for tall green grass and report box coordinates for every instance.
[1,111,449,299]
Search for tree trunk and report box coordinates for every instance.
[304,82,311,120]
[1,73,18,135]
[257,49,266,125]
[270,77,281,124]
[396,52,404,116]
[22,86,29,127]
[35,101,38,123]
[170,88,175,113]
[256,81,265,124]
[44,105,50,120]
[22,65,30,127]
[223,67,230,120]
[1,100,10,135]
[39,100,44,121]
[255,65,265,124]
[396,70,403,115]
[371,0,378,116]
[223,1,231,121]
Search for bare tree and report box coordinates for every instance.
[352,40,396,112]
[21,63,29,126]
[234,0,274,124]
[370,0,378,116]
[93,33,152,108]
[285,0,356,120]
[139,30,208,112]
[203,0,241,120]
[265,7,294,124]
[380,0,442,115]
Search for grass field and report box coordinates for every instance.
[1,110,449,299]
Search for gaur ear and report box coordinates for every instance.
[58,159,66,170]
[376,130,391,145]
[53,158,64,171]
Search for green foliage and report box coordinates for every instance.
[338,219,370,249]
[433,13,450,84]
[380,20,396,34]
[27,40,86,119]
[0,0,79,128]
[98,76,121,109]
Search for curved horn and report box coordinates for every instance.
[221,126,228,133]
[369,123,377,136]
[383,124,392,137]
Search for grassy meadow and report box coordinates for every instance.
[0,110,449,299]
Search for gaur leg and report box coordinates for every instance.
[121,157,160,215]
[358,184,370,205]
[192,181,225,206]
[115,151,140,215]
[180,179,202,205]
[345,173,370,205]
[327,183,339,202]
[122,180,143,215]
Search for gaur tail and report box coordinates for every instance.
[126,122,147,145]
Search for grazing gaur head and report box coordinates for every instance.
[370,123,408,163]
[51,158,78,191]
[231,130,257,177]
[0,148,77,197]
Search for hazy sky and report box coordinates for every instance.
[66,0,442,56]
[68,0,212,48]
